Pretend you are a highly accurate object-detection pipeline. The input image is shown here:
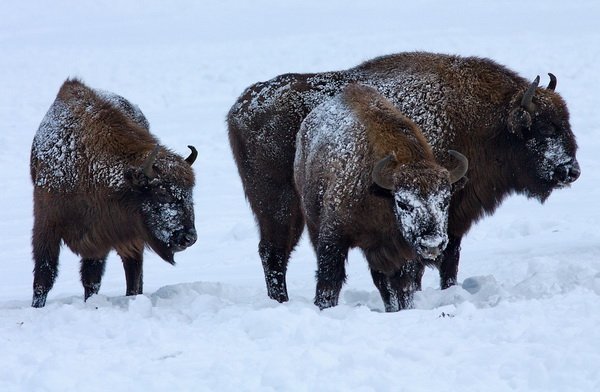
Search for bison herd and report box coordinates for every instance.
[30,52,580,310]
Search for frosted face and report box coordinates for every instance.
[526,133,577,186]
[393,185,451,260]
[141,180,196,254]
[517,94,579,201]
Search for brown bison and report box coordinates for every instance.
[294,84,468,310]
[227,51,580,306]
[30,79,198,308]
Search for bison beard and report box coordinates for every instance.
[30,79,197,308]
[227,51,580,308]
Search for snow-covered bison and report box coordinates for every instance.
[30,79,198,308]
[227,51,580,306]
[294,84,468,311]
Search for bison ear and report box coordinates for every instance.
[372,153,397,191]
[507,107,532,138]
[451,175,469,193]
[507,76,540,137]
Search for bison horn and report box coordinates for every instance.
[547,73,557,91]
[142,145,160,178]
[372,154,396,191]
[521,75,540,112]
[185,145,197,165]
[448,150,468,184]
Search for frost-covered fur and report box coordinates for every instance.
[227,51,580,303]
[295,84,464,311]
[30,79,198,308]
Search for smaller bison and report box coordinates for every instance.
[30,79,198,308]
[294,84,468,311]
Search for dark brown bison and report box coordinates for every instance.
[30,79,198,308]
[294,84,468,311]
[227,51,580,307]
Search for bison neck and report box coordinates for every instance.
[351,196,417,275]
[447,128,520,236]
[361,236,417,276]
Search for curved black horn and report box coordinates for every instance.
[185,145,197,165]
[142,145,160,178]
[521,75,540,112]
[547,73,557,91]
[448,150,469,184]
[372,154,396,191]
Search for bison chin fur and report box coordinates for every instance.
[145,236,176,264]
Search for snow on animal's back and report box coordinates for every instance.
[31,80,155,193]
[295,92,369,210]
[31,98,81,191]
[95,88,150,131]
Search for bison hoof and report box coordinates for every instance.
[31,292,48,308]
[441,278,458,290]
[314,295,339,310]
[315,299,337,310]
[268,290,289,303]
[384,303,401,312]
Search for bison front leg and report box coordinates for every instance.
[370,269,400,312]
[438,235,462,289]
[31,220,61,308]
[370,260,424,312]
[118,248,144,296]
[314,238,349,310]
[80,257,107,301]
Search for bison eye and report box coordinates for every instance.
[154,187,173,203]
[539,124,556,136]
[396,200,413,212]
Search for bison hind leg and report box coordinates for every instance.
[31,218,62,308]
[256,191,305,303]
[258,241,291,303]
[80,256,108,301]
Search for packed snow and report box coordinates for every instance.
[1,0,599,391]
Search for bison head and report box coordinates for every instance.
[372,150,468,260]
[125,145,197,263]
[507,74,580,201]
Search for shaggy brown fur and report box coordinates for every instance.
[227,51,580,304]
[347,83,434,161]
[30,78,198,308]
[294,84,467,311]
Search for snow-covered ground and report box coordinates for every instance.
[1,1,599,390]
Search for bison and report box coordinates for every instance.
[30,79,198,308]
[294,84,468,310]
[227,51,580,307]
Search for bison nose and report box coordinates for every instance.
[554,161,580,184]
[422,246,441,259]
[174,228,197,249]
[568,161,581,182]
[417,237,447,260]
[417,232,448,260]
